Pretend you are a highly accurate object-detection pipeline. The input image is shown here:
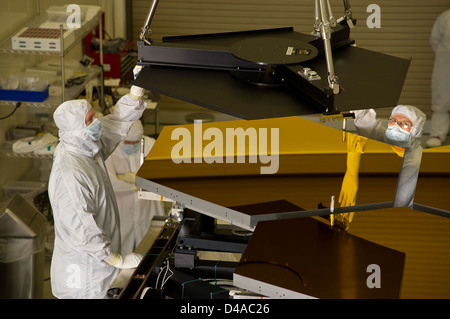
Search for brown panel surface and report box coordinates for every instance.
[235,214,405,299]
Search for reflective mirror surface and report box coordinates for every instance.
[137,116,404,214]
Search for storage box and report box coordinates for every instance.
[46,5,88,24]
[0,86,49,102]
[11,26,75,52]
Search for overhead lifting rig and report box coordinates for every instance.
[132,0,410,120]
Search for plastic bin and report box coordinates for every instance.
[0,86,49,102]
[46,5,87,24]
[0,194,47,298]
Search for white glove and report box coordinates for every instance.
[133,65,143,79]
[130,65,145,99]
[351,109,377,128]
[130,85,145,100]
[106,252,143,269]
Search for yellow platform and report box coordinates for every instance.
[140,116,450,179]
[137,116,450,213]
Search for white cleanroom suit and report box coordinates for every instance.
[427,9,450,147]
[352,105,426,208]
[48,93,146,299]
[105,120,165,255]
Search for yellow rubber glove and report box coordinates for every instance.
[117,172,136,184]
[337,132,368,227]
[338,152,360,225]
[117,172,139,192]
[339,154,360,207]
[345,131,368,154]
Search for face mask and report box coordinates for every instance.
[384,124,411,148]
[123,143,140,155]
[86,118,102,142]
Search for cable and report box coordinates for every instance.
[0,102,22,120]
[214,260,221,285]
[181,278,202,299]
[210,289,229,299]
[155,259,174,290]
[155,263,167,289]
[161,266,173,288]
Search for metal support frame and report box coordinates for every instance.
[99,7,104,109]
[140,0,159,45]
[134,2,375,115]
[118,219,180,299]
[138,0,349,97]
[135,175,399,231]
[341,0,354,27]
[59,24,65,102]
[55,0,104,105]
[316,0,340,95]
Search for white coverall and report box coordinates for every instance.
[353,105,426,208]
[48,95,145,299]
[429,9,450,143]
[105,121,165,255]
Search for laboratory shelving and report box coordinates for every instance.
[0,1,104,160]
